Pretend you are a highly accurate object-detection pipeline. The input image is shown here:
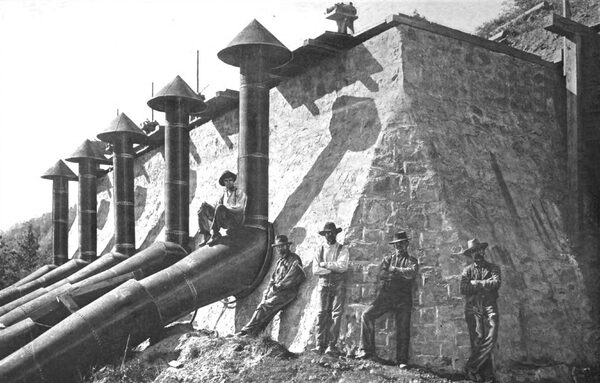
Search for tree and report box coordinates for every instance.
[15,223,41,278]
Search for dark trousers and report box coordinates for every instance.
[316,280,346,348]
[464,303,499,379]
[241,290,296,336]
[198,203,243,235]
[360,301,412,363]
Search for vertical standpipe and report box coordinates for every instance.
[66,139,107,262]
[217,19,292,231]
[147,76,205,249]
[41,160,78,265]
[97,113,147,256]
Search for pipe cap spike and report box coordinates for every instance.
[41,160,78,181]
[97,113,147,144]
[147,75,206,113]
[218,19,292,68]
[65,139,108,163]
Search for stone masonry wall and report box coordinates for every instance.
[74,19,599,382]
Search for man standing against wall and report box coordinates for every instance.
[312,222,349,356]
[197,170,246,246]
[237,235,305,337]
[460,238,501,383]
[357,231,418,367]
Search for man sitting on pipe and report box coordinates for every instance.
[197,170,247,246]
[237,234,305,337]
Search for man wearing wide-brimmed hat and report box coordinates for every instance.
[312,222,349,356]
[237,235,306,337]
[197,170,247,246]
[357,230,418,367]
[459,239,501,383]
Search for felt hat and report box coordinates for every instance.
[218,170,237,186]
[272,235,293,247]
[318,222,342,236]
[389,231,410,244]
[462,238,488,256]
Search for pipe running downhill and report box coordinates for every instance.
[0,21,290,383]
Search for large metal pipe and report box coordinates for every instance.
[97,113,147,256]
[0,242,185,326]
[41,160,78,265]
[0,22,289,383]
[148,76,206,249]
[217,19,292,230]
[10,265,57,288]
[0,273,137,360]
[66,139,107,262]
[0,226,272,383]
[0,259,88,306]
[0,252,127,317]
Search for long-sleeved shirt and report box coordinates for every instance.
[377,252,418,304]
[460,260,501,305]
[313,242,349,275]
[266,252,305,297]
[217,187,247,211]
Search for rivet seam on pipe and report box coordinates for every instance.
[81,251,96,256]
[165,180,188,186]
[166,230,187,237]
[80,174,97,179]
[245,214,268,221]
[54,190,68,195]
[240,83,268,89]
[239,153,269,159]
[54,219,69,224]
[115,201,135,206]
[72,310,105,349]
[118,244,136,248]
[179,265,199,307]
[80,210,97,214]
[116,153,134,159]
[169,123,187,128]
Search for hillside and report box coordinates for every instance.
[477,0,599,61]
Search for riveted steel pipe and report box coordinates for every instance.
[11,265,57,288]
[165,105,190,247]
[97,113,146,256]
[51,177,70,265]
[0,227,271,383]
[0,242,185,327]
[238,51,270,230]
[78,159,97,261]
[217,19,292,231]
[0,252,127,318]
[147,76,205,249]
[112,135,136,255]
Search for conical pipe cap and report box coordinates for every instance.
[65,139,107,163]
[41,160,78,181]
[218,19,291,68]
[147,75,206,113]
[97,113,147,144]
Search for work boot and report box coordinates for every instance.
[464,368,481,382]
[197,232,210,248]
[206,232,221,246]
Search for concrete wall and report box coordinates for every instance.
[78,18,599,382]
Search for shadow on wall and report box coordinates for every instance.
[134,186,148,222]
[276,45,383,116]
[213,111,240,149]
[97,199,111,230]
[138,211,165,251]
[274,95,382,236]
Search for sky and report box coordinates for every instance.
[0,0,505,231]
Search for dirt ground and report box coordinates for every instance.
[85,324,469,383]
